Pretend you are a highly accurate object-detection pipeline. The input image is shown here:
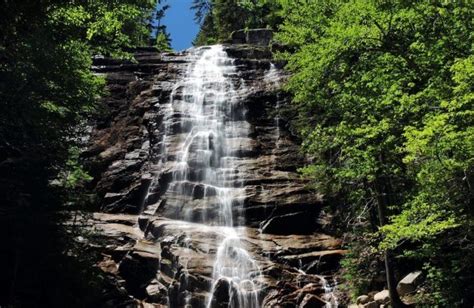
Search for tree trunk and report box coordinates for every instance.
[375,159,407,307]
[384,250,406,308]
[375,191,406,307]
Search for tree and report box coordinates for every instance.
[191,0,213,25]
[191,0,282,45]
[156,31,172,51]
[154,3,172,51]
[0,0,160,305]
[275,0,473,305]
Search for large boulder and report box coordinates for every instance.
[362,301,379,308]
[231,29,273,46]
[145,279,168,303]
[374,289,390,304]
[356,294,370,305]
[299,294,326,308]
[209,278,235,308]
[118,250,160,298]
[397,271,423,296]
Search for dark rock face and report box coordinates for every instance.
[84,48,184,214]
[83,43,344,307]
[261,211,317,235]
[119,250,160,298]
[231,29,273,46]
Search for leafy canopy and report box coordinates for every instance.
[275,0,473,304]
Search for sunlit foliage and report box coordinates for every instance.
[275,0,473,304]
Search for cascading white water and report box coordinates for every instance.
[157,45,261,307]
[321,277,339,308]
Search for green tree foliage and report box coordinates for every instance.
[154,3,172,51]
[192,0,213,24]
[1,0,157,190]
[191,0,218,45]
[275,0,473,305]
[0,0,158,305]
[193,12,220,46]
[191,0,282,45]
[156,31,172,51]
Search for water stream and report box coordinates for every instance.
[156,45,261,307]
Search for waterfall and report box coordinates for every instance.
[154,45,261,307]
[85,38,346,308]
[321,277,339,308]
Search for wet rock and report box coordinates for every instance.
[145,218,343,306]
[128,80,153,98]
[168,281,180,307]
[209,278,234,308]
[362,301,379,308]
[90,213,142,241]
[145,280,168,303]
[299,294,326,308]
[138,215,150,231]
[282,250,345,275]
[85,49,175,214]
[357,294,371,305]
[213,278,231,303]
[224,43,272,60]
[263,281,326,307]
[118,250,160,298]
[185,292,208,308]
[81,43,343,306]
[98,257,119,275]
[397,271,422,296]
[230,30,247,44]
[374,289,390,304]
[261,211,316,235]
[231,29,273,46]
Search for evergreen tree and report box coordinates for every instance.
[154,3,172,51]
[191,0,282,45]
[156,30,172,51]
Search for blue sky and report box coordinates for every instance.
[160,0,200,51]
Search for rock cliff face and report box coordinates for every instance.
[83,43,344,307]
